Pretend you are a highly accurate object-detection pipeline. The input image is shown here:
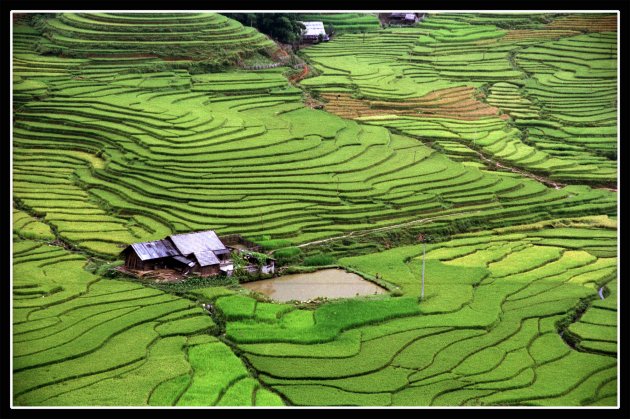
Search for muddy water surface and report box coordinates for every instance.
[242,268,387,302]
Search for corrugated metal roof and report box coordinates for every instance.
[172,255,196,267]
[299,21,326,37]
[169,230,227,256]
[194,250,220,267]
[130,239,179,261]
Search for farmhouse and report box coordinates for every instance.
[120,230,276,278]
[121,230,232,277]
[299,21,329,42]
[387,13,424,24]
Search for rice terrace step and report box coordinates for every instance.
[11,8,618,409]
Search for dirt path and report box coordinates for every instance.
[471,148,565,190]
[473,149,617,192]
[294,210,482,249]
[289,64,309,85]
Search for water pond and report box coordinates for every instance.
[242,268,387,302]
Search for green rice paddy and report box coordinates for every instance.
[302,13,617,184]
[12,12,617,406]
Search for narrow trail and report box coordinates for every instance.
[387,127,569,190]
[471,147,565,190]
[289,64,310,85]
[598,186,618,192]
[294,210,482,250]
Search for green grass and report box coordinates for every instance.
[303,254,336,266]
[226,296,421,344]
[175,341,252,406]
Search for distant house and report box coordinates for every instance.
[388,12,424,24]
[120,230,232,277]
[299,21,330,42]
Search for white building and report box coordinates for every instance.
[299,21,329,41]
[389,13,421,24]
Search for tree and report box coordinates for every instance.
[224,13,305,44]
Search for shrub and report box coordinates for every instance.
[303,254,335,266]
[257,239,293,250]
[273,246,302,265]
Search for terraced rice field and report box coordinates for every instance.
[12,213,618,406]
[12,238,283,406]
[228,217,617,406]
[12,12,617,407]
[302,13,617,184]
[38,13,275,59]
[13,15,616,258]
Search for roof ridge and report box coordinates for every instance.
[170,229,216,237]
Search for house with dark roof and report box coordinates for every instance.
[120,230,232,277]
[387,12,424,24]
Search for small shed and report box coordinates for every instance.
[242,252,276,274]
[388,12,421,24]
[192,250,221,276]
[171,255,196,274]
[404,13,418,23]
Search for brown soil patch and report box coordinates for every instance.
[546,15,617,32]
[271,46,290,61]
[289,65,310,85]
[161,57,196,62]
[304,94,326,110]
[115,266,185,282]
[86,53,160,59]
[142,269,186,283]
[501,29,582,42]
[321,86,507,121]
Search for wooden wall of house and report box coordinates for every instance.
[125,251,144,270]
[197,264,220,277]
[125,251,170,271]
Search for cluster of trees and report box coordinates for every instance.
[224,13,305,44]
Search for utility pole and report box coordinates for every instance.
[421,240,426,300]
[418,233,426,300]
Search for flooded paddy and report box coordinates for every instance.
[242,268,387,302]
